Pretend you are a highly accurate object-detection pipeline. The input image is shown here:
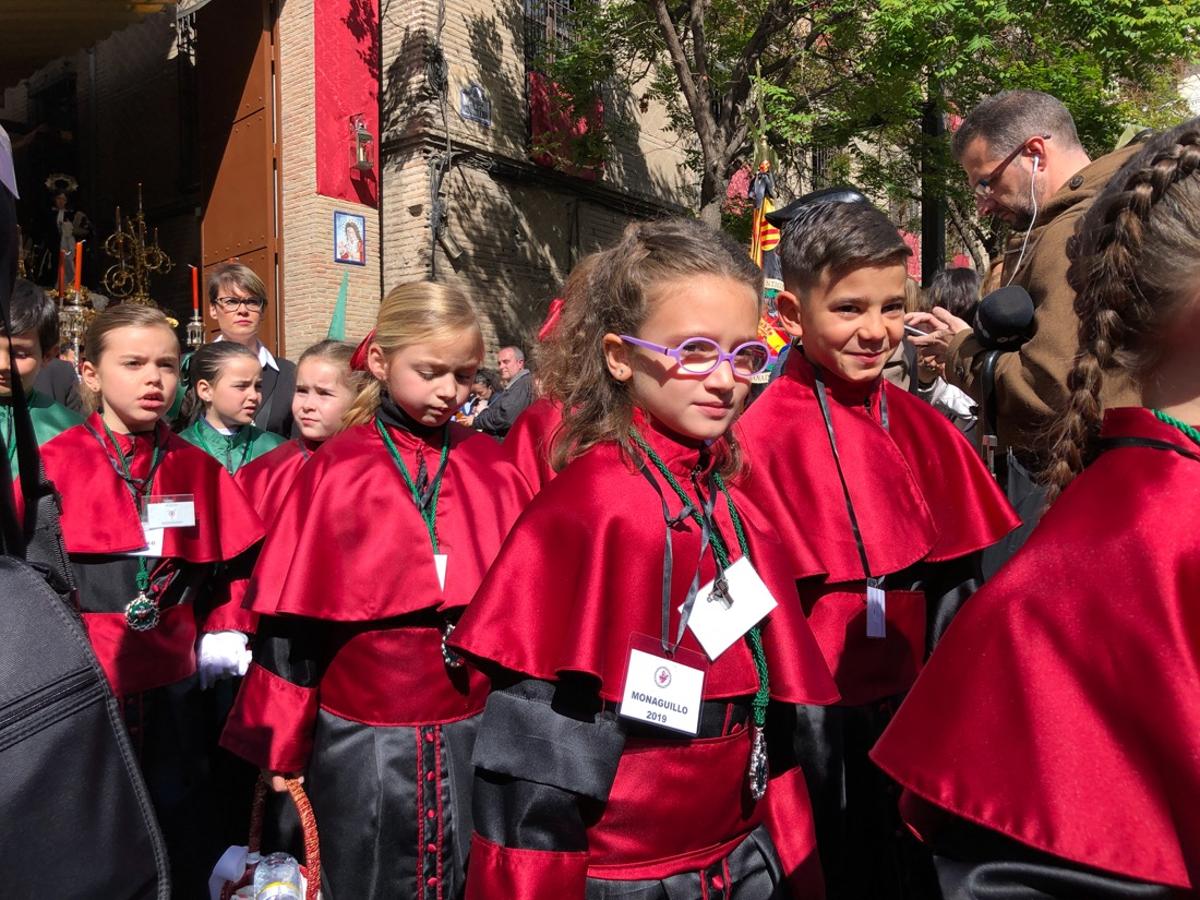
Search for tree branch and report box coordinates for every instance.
[719,0,798,130]
[646,0,720,169]
[690,0,710,108]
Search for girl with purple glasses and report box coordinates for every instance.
[449,217,838,899]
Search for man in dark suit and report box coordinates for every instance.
[206,262,296,437]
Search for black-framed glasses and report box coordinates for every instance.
[619,335,771,378]
[213,295,266,312]
[974,134,1050,198]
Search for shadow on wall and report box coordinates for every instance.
[432,1,684,352]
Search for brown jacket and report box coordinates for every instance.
[945,145,1142,462]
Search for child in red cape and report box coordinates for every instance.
[26,304,265,897]
[734,199,1017,898]
[234,339,363,522]
[221,282,530,899]
[872,119,1200,898]
[449,218,839,899]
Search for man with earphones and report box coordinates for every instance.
[908,91,1141,531]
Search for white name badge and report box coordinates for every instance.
[619,635,706,736]
[434,553,448,591]
[142,494,196,530]
[126,526,165,558]
[685,556,778,661]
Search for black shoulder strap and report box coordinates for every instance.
[1096,435,1200,464]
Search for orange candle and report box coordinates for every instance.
[190,265,199,311]
[73,240,84,293]
[57,250,65,297]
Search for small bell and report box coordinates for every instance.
[125,591,160,631]
[748,725,769,801]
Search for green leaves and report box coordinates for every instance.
[542,0,1199,223]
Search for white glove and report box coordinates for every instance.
[197,631,251,689]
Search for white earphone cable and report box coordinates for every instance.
[1005,157,1039,287]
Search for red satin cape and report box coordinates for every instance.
[504,396,563,493]
[234,438,312,523]
[736,353,1017,583]
[871,407,1200,890]
[36,414,264,562]
[246,419,530,620]
[450,419,838,706]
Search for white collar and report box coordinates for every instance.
[214,335,279,372]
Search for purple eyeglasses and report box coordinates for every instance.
[619,335,771,378]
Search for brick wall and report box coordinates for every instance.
[278,0,384,355]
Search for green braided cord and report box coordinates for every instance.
[631,430,770,728]
[715,472,770,729]
[1153,409,1200,447]
[376,417,449,553]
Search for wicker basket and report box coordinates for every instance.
[219,776,320,900]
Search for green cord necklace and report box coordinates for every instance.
[1153,409,1200,447]
[631,429,771,800]
[101,420,166,631]
[375,416,451,552]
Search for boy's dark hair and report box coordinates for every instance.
[777,201,911,296]
[5,278,59,354]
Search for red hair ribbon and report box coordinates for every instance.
[350,328,376,371]
[537,298,565,342]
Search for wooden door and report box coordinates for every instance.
[196,0,283,354]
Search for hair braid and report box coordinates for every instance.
[1044,123,1200,497]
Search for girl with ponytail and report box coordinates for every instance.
[234,339,364,522]
[872,119,1200,896]
[176,340,286,474]
[221,282,531,899]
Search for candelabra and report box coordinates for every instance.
[103,184,174,306]
[53,285,94,374]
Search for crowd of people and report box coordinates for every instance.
[2,90,1198,900]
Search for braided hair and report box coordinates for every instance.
[1043,119,1200,496]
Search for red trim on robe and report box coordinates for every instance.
[451,421,838,705]
[799,586,928,705]
[584,728,765,877]
[318,626,490,726]
[82,605,197,696]
[466,834,589,900]
[234,438,312,523]
[762,765,826,898]
[36,415,265,563]
[503,397,563,494]
[871,406,1200,890]
[221,662,320,773]
[202,582,258,634]
[735,353,1017,584]
[245,421,530,620]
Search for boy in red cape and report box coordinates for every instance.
[735,199,1017,899]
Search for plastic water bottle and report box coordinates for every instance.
[253,852,301,899]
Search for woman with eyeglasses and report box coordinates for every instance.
[169,263,297,437]
[449,218,838,899]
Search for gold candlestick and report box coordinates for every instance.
[103,184,174,307]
